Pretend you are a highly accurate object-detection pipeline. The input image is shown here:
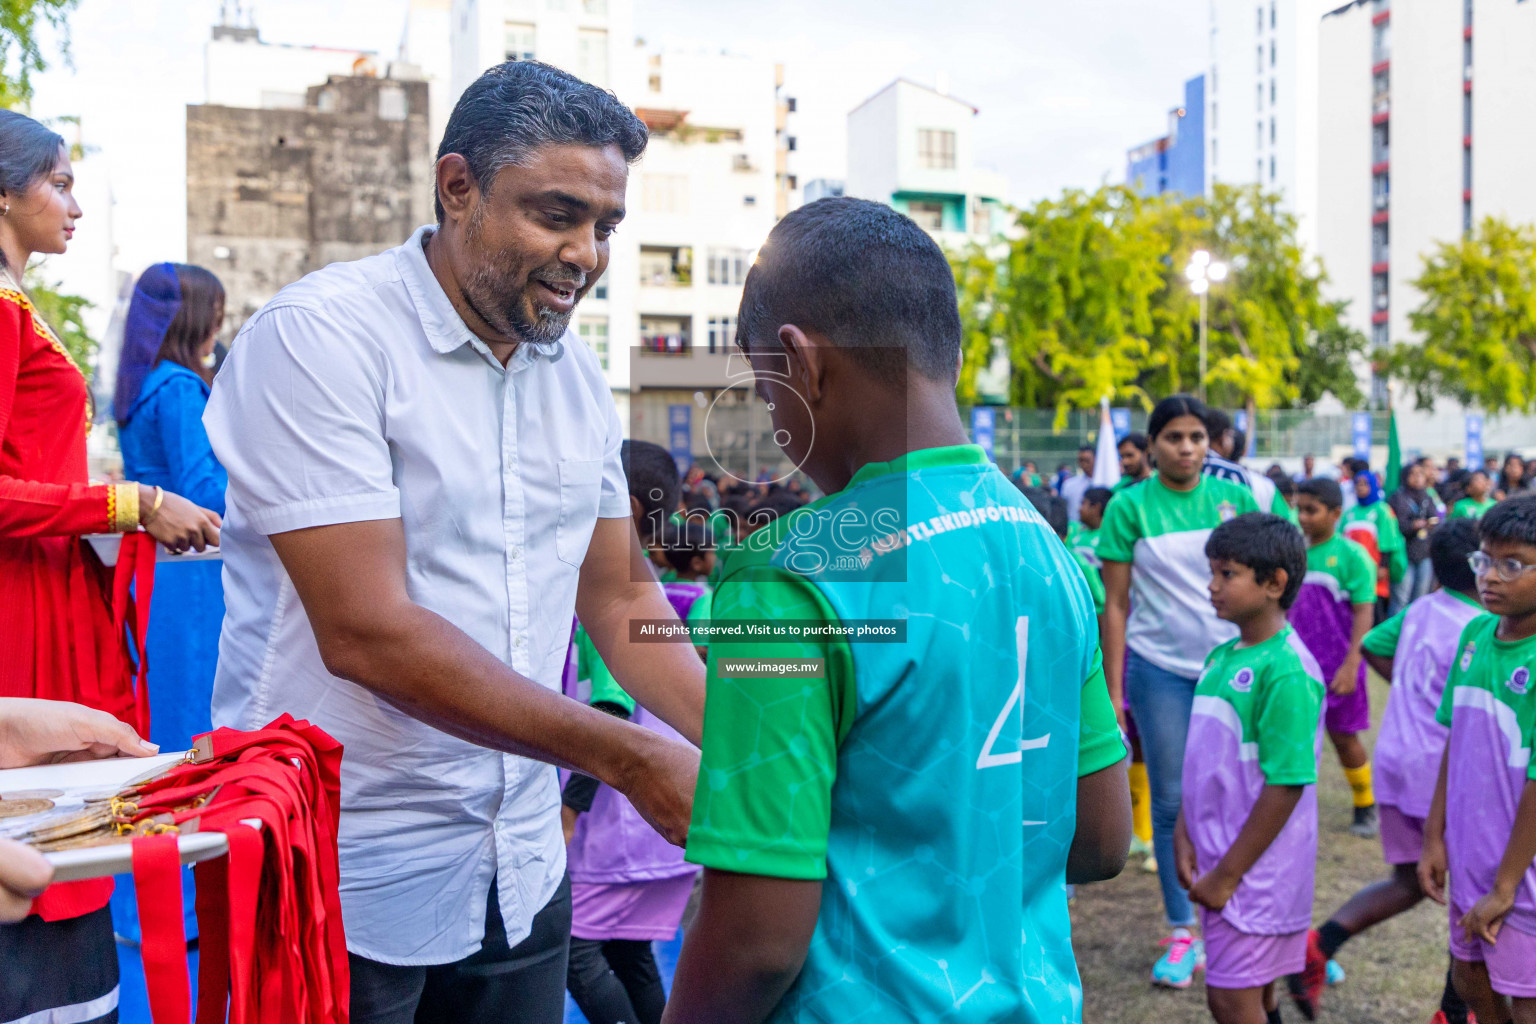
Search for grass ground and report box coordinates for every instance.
[1073,674,1451,1024]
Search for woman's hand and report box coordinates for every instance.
[0,697,158,768]
[139,485,222,553]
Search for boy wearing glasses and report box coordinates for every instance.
[1421,496,1536,1024]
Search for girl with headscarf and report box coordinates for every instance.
[0,110,221,1024]
[114,262,228,750]
[1342,469,1407,621]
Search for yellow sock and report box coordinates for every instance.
[1344,763,1374,809]
[1129,761,1153,844]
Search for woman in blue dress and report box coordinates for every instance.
[114,262,227,751]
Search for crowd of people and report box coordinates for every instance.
[0,56,1533,1024]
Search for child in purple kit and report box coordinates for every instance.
[561,441,701,1024]
[1289,477,1381,838]
[1292,518,1483,1022]
[1421,496,1536,1024]
[1175,513,1325,1024]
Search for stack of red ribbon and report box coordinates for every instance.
[124,714,348,1024]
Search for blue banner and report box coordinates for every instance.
[1110,408,1131,441]
[971,407,995,460]
[668,404,692,475]
[1234,410,1255,457]
[1466,414,1484,468]
[1352,413,1372,460]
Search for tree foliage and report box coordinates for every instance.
[0,0,75,109]
[953,182,1367,420]
[1393,217,1536,415]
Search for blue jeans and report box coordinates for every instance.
[1125,648,1198,928]
[1389,556,1434,614]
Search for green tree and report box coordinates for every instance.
[0,0,75,108]
[1393,216,1536,414]
[953,183,1367,420]
[26,271,92,375]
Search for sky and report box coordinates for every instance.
[27,0,1206,331]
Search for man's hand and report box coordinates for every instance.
[0,698,159,769]
[1459,887,1513,946]
[1187,866,1240,913]
[1329,661,1359,696]
[1418,836,1448,905]
[0,838,52,923]
[618,733,700,847]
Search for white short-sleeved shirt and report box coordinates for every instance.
[204,224,630,965]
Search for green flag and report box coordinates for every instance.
[1384,411,1401,494]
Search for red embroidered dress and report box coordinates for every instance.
[0,280,141,920]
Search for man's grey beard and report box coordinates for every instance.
[462,212,574,344]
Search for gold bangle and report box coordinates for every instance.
[110,483,141,533]
[149,486,165,521]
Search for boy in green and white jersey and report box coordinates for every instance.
[664,198,1131,1024]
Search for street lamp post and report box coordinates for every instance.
[1184,250,1228,402]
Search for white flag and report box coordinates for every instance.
[1092,397,1123,489]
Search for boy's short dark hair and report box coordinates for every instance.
[1275,476,1296,500]
[1204,512,1307,609]
[737,196,961,386]
[1430,517,1481,595]
[1468,468,1490,482]
[1204,407,1233,439]
[1228,428,1247,458]
[1147,394,1210,439]
[1480,495,1536,547]
[621,440,680,541]
[1083,487,1113,509]
[1347,458,1370,475]
[662,519,716,575]
[745,489,807,531]
[1296,477,1344,510]
[1119,431,1148,453]
[1020,486,1069,540]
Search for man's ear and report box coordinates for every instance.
[777,324,826,403]
[435,153,479,225]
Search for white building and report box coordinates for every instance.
[1316,0,1535,375]
[204,4,377,109]
[1206,0,1329,253]
[844,79,1006,251]
[446,0,795,454]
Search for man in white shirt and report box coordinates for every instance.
[205,61,705,1024]
[1060,445,1094,521]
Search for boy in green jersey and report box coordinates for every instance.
[1077,487,1112,568]
[1023,486,1106,617]
[1421,497,1536,1023]
[664,198,1131,1024]
[1451,469,1498,520]
[1291,478,1381,837]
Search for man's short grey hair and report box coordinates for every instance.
[434,60,648,221]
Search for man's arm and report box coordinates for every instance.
[661,870,821,1024]
[1100,560,1131,719]
[576,516,707,746]
[1069,758,1131,884]
[270,518,698,844]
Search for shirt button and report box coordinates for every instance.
[510,547,521,561]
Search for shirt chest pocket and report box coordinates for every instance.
[556,458,605,567]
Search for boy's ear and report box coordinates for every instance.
[777,324,826,403]
[1266,567,1289,600]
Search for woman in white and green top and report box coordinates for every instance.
[1099,394,1261,988]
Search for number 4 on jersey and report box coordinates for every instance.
[976,616,1051,769]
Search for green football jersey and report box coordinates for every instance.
[686,445,1125,1023]
[1451,497,1497,520]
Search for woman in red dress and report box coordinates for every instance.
[0,110,222,1023]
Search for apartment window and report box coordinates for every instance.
[742,195,757,207]
[707,248,751,286]
[504,22,536,61]
[706,316,738,354]
[1463,92,1473,136]
[1269,117,1276,143]
[1212,138,1218,167]
[1270,1,1276,28]
[642,174,688,214]
[1373,223,1390,263]
[639,245,692,287]
[1373,122,1390,164]
[786,136,797,151]
[1464,201,1473,234]
[1269,155,1276,180]
[639,315,691,355]
[1270,78,1276,104]
[970,199,993,237]
[1211,65,1217,93]
[1211,102,1218,130]
[1372,323,1389,348]
[578,317,609,369]
[582,0,608,13]
[1257,159,1264,181]
[1256,45,1264,73]
[377,85,406,122]
[908,201,945,231]
[1373,22,1390,63]
[1257,82,1263,111]
[592,271,608,300]
[1256,121,1264,148]
[917,129,956,170]
[786,97,797,112]
[1257,5,1264,32]
[576,28,608,87]
[1463,147,1472,192]
[1270,39,1276,67]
